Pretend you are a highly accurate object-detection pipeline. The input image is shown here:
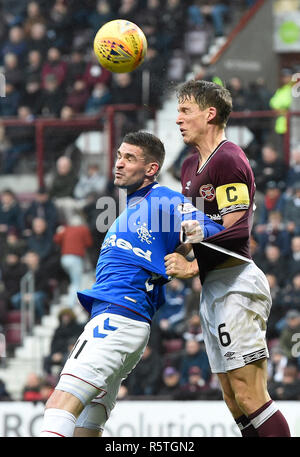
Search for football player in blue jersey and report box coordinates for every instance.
[39,131,224,437]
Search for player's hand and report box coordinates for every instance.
[180,220,204,243]
[164,253,199,279]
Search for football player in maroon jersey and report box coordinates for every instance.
[165,80,290,437]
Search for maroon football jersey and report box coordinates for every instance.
[181,140,256,282]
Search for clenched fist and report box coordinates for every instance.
[180,220,204,244]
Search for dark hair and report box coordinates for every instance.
[176,80,233,128]
[122,130,165,174]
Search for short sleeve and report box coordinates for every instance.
[210,145,251,216]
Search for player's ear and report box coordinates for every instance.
[145,162,159,177]
[207,106,217,123]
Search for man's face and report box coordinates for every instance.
[176,96,210,145]
[114,142,149,193]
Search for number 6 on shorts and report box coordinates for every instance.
[218,323,231,347]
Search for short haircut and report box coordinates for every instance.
[122,130,165,174]
[176,80,233,128]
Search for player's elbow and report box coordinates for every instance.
[222,210,246,228]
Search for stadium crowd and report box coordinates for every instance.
[1,0,300,404]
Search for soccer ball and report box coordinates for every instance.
[93,19,147,73]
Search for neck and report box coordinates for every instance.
[126,178,155,195]
[195,128,226,163]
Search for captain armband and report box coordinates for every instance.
[216,183,250,217]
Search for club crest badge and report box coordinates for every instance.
[136,222,155,244]
[199,184,215,201]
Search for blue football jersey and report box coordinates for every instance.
[77,182,224,322]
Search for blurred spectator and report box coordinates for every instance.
[43,308,84,376]
[110,72,142,137]
[49,156,78,200]
[0,253,27,322]
[2,2,27,27]
[2,105,35,174]
[267,346,288,383]
[265,273,285,339]
[26,217,56,261]
[4,52,23,90]
[279,309,300,361]
[84,82,112,115]
[81,186,115,268]
[257,244,287,287]
[24,186,58,235]
[25,49,43,82]
[0,82,20,117]
[160,0,187,51]
[65,79,89,114]
[157,366,181,399]
[154,279,189,340]
[0,189,24,237]
[87,0,116,35]
[228,76,247,114]
[47,0,73,52]
[0,379,12,401]
[184,276,201,320]
[21,76,43,115]
[82,51,112,91]
[43,106,81,163]
[23,1,47,38]
[284,183,300,236]
[181,314,204,343]
[126,343,163,396]
[48,155,78,221]
[179,338,211,385]
[286,147,300,191]
[118,0,139,22]
[41,47,68,89]
[66,49,86,89]
[245,79,272,156]
[1,228,27,258]
[268,364,300,401]
[54,214,93,307]
[269,68,293,136]
[39,73,66,117]
[0,252,27,298]
[256,181,286,225]
[1,25,28,65]
[22,372,43,402]
[179,365,216,400]
[11,251,51,320]
[136,45,167,110]
[74,163,107,201]
[186,1,229,38]
[253,144,287,193]
[26,22,50,57]
[254,210,291,256]
[287,236,300,279]
[281,273,300,313]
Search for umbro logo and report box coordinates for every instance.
[185,180,191,190]
[224,351,235,359]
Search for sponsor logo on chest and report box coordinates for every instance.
[102,234,152,262]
